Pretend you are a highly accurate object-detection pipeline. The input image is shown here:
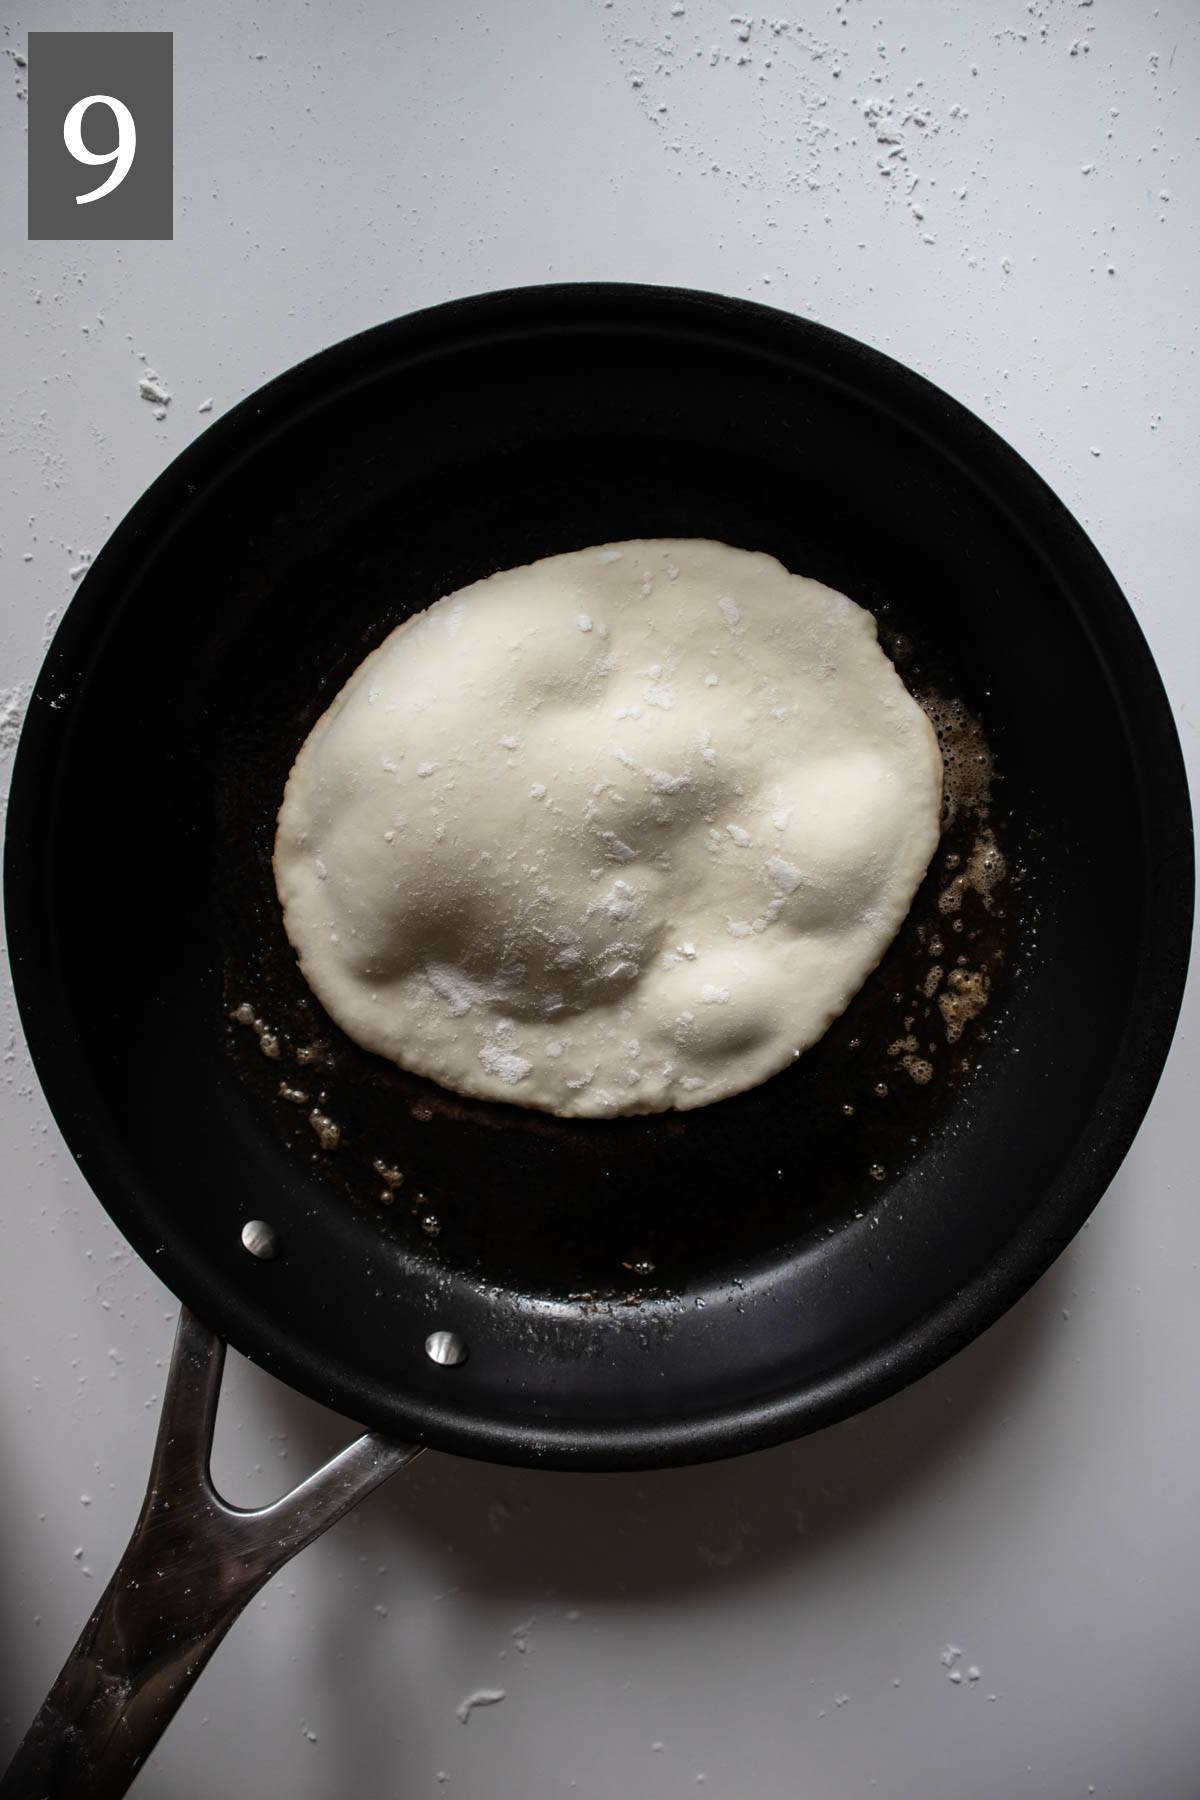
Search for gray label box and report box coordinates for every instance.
[28,32,172,240]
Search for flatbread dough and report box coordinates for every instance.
[273,540,942,1117]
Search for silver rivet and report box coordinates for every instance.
[425,1329,468,1368]
[241,1219,280,1261]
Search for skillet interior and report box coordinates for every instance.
[4,284,1192,1468]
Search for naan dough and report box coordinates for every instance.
[273,540,942,1117]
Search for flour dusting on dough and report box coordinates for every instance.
[273,540,943,1117]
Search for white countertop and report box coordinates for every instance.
[2,3,1197,1795]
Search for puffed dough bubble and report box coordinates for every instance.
[273,540,943,1117]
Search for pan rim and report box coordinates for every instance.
[4,280,1193,1470]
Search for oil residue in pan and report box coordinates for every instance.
[218,621,1018,1307]
[791,680,1014,1200]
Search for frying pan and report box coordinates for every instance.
[1,283,1192,1796]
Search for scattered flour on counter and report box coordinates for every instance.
[0,686,27,757]
[456,1687,506,1724]
[594,3,980,243]
[138,370,171,412]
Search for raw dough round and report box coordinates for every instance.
[273,540,942,1117]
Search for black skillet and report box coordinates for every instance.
[2,284,1192,1795]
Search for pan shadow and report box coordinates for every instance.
[240,1243,1074,1602]
[204,1246,1076,1796]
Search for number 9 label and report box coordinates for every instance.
[64,96,138,205]
[28,32,172,240]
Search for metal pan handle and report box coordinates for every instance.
[0,1307,420,1800]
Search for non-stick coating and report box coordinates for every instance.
[4,285,1192,1470]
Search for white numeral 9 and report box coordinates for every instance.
[63,95,137,206]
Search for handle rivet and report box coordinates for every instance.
[241,1219,280,1261]
[425,1329,468,1368]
